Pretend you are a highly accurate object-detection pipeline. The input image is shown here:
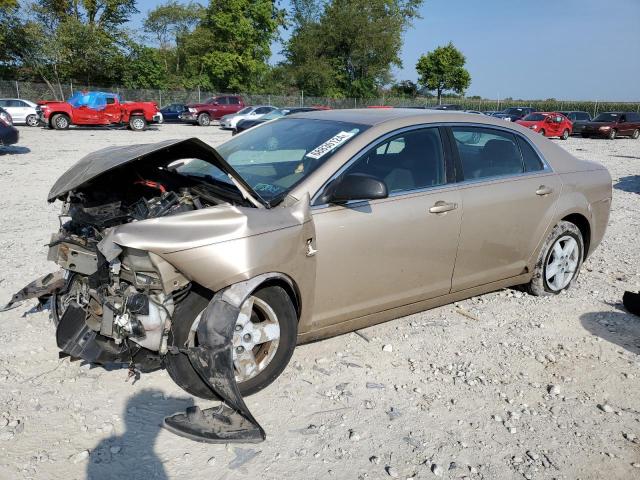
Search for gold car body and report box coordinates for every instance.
[99,110,612,343]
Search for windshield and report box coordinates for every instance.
[504,107,525,115]
[593,113,620,122]
[236,107,253,115]
[523,113,546,121]
[177,118,368,204]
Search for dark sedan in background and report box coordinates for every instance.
[159,103,188,122]
[559,111,591,136]
[234,106,328,134]
[494,107,536,122]
[579,112,640,139]
[0,107,19,147]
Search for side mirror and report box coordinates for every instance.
[322,173,388,204]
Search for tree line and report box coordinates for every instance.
[0,0,471,101]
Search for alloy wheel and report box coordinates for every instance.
[131,117,145,130]
[545,235,579,291]
[189,295,281,383]
[26,115,39,127]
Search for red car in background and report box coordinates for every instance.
[516,112,572,140]
[180,95,245,126]
[37,91,160,131]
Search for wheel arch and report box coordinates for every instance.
[561,212,591,259]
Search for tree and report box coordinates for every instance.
[181,0,285,91]
[390,80,418,97]
[416,42,471,104]
[283,0,423,98]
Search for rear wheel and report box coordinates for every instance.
[26,114,39,127]
[129,115,147,131]
[165,285,297,399]
[560,129,569,140]
[526,220,584,296]
[197,113,211,126]
[51,113,70,130]
[608,129,617,140]
[632,129,639,139]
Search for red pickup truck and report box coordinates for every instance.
[179,95,245,126]
[37,91,160,131]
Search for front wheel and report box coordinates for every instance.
[560,129,569,140]
[539,129,546,136]
[608,129,617,140]
[632,129,639,139]
[526,220,584,296]
[197,113,211,126]
[129,115,147,131]
[165,285,297,399]
[26,114,39,127]
[51,113,70,130]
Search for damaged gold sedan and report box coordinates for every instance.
[4,110,612,442]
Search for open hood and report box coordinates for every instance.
[47,137,268,208]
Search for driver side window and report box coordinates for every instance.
[344,127,446,194]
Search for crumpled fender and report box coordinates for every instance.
[164,273,288,443]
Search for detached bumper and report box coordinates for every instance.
[152,113,163,124]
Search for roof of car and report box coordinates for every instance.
[287,107,472,125]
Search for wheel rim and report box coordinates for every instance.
[189,295,280,383]
[609,130,616,139]
[27,115,38,126]
[132,118,145,130]
[540,129,545,136]
[563,130,569,139]
[56,116,68,128]
[545,235,579,291]
[633,130,639,139]
[200,115,210,126]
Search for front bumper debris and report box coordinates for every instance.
[163,280,270,443]
[2,271,64,311]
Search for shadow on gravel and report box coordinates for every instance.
[614,175,640,193]
[0,146,30,155]
[87,389,194,480]
[580,311,640,355]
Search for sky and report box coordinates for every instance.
[130,0,640,101]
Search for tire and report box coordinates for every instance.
[539,129,546,136]
[165,284,297,399]
[608,129,617,140]
[129,115,147,131]
[581,134,589,138]
[197,113,211,126]
[632,129,639,140]
[51,113,70,130]
[26,114,39,127]
[526,220,584,296]
[560,129,569,140]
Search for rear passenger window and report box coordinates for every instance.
[228,97,240,105]
[346,128,445,194]
[516,136,544,172]
[217,97,229,105]
[452,127,524,180]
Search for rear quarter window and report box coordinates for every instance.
[516,137,544,172]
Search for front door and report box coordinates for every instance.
[311,126,463,328]
[448,125,561,291]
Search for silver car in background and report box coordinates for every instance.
[0,98,39,126]
[219,105,277,130]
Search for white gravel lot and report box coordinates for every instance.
[0,123,639,480]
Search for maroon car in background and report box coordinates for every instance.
[180,95,245,126]
[580,112,640,139]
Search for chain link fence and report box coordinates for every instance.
[1,79,638,115]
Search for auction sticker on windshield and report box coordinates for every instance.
[305,131,356,160]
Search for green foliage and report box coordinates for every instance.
[416,42,471,103]
[390,80,418,97]
[122,45,166,89]
[283,0,423,98]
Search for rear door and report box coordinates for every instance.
[447,125,561,291]
[7,100,28,123]
[311,126,463,328]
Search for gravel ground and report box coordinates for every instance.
[0,124,639,480]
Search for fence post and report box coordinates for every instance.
[198,86,201,102]
[159,89,162,107]
[301,90,304,107]
[15,81,20,98]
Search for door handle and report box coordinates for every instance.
[429,201,458,214]
[536,185,553,196]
